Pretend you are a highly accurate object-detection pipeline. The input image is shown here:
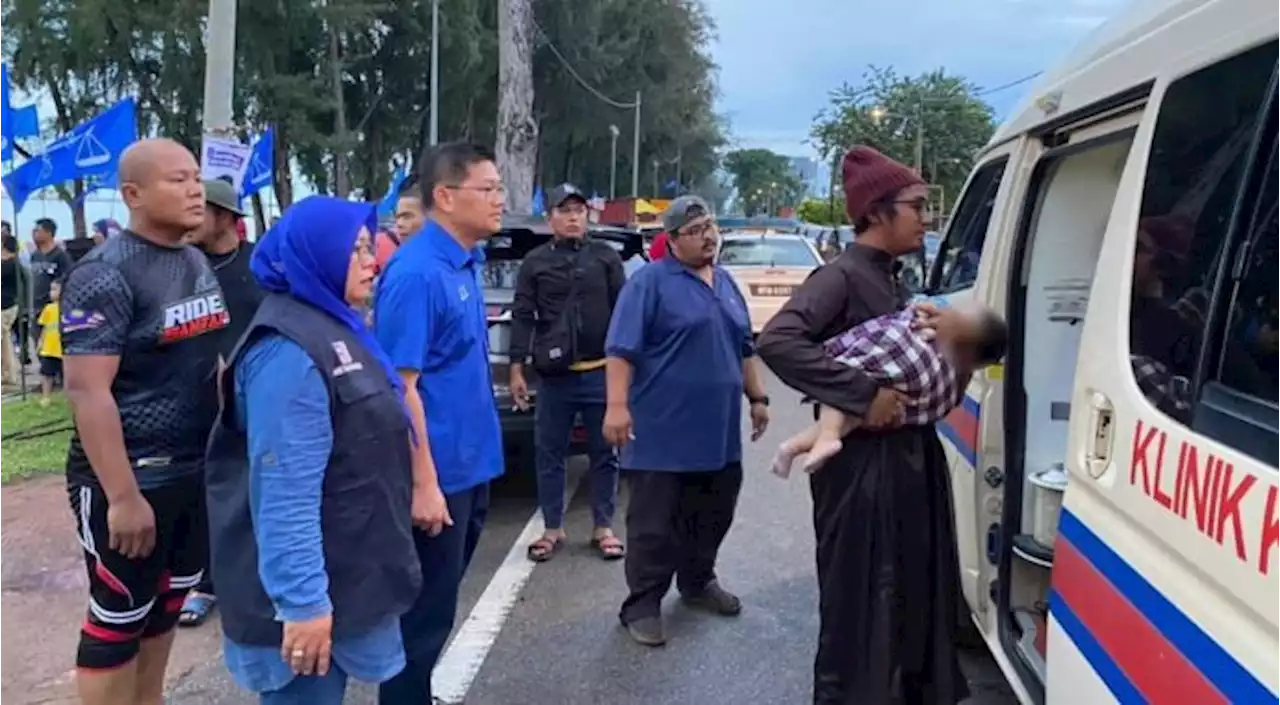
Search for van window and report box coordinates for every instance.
[931,159,1006,292]
[1126,41,1278,426]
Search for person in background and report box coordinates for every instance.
[36,279,63,405]
[758,145,969,705]
[603,195,770,647]
[29,217,73,361]
[375,176,428,273]
[373,142,505,705]
[178,179,268,628]
[204,196,421,705]
[510,183,627,562]
[60,138,226,705]
[92,218,123,246]
[1,235,30,388]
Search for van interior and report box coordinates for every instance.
[1000,132,1137,686]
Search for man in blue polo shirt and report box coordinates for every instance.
[603,194,771,647]
[373,142,505,704]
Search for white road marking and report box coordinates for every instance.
[432,467,587,703]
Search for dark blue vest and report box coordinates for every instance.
[205,294,421,646]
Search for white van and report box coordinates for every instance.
[921,0,1279,702]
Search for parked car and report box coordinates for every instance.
[483,216,647,470]
[715,232,823,333]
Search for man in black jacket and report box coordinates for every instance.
[510,184,627,562]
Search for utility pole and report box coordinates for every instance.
[914,100,924,175]
[630,90,641,198]
[652,159,659,197]
[673,144,682,194]
[429,0,440,145]
[608,124,619,199]
[202,0,237,135]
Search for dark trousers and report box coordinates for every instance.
[534,368,619,529]
[379,482,490,705]
[619,463,743,623]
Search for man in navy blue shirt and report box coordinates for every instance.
[373,142,505,704]
[603,195,770,647]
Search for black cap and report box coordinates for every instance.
[547,183,587,209]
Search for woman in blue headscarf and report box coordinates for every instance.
[204,196,422,705]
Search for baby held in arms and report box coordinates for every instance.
[772,302,1009,478]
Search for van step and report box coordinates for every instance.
[1013,607,1048,682]
[1011,533,1054,568]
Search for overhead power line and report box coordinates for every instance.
[530,18,638,110]
[975,71,1043,97]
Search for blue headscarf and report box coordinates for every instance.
[250,196,403,396]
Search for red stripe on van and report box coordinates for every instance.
[1053,538,1227,705]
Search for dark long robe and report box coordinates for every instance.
[757,243,969,705]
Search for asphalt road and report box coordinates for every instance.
[164,370,1018,704]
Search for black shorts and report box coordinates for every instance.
[68,478,207,669]
[39,355,61,378]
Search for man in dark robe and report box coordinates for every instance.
[758,146,969,705]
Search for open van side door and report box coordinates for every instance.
[925,141,1024,626]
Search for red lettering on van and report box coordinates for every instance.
[1260,485,1278,577]
[1174,444,1217,537]
[1151,432,1175,510]
[1213,462,1254,563]
[1130,421,1159,495]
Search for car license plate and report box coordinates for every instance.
[750,284,794,297]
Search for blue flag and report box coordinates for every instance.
[377,165,407,218]
[3,98,136,213]
[531,186,546,216]
[240,127,274,198]
[13,105,38,138]
[2,64,12,163]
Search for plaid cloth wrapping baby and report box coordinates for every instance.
[822,307,962,425]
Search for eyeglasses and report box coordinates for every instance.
[893,199,933,217]
[677,220,716,239]
[447,184,506,201]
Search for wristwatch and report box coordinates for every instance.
[748,395,770,407]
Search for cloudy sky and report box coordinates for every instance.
[704,0,1133,158]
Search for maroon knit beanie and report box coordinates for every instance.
[841,146,924,223]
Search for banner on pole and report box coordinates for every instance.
[200,134,253,195]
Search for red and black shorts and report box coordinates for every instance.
[68,477,207,670]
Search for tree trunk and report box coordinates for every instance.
[273,128,294,209]
[496,0,538,215]
[328,23,350,198]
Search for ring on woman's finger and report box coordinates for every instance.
[292,649,306,658]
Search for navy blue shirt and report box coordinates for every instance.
[605,256,755,472]
[374,221,504,495]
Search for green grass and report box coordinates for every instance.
[1,393,72,483]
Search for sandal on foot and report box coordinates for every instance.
[592,534,626,560]
[179,592,217,627]
[526,536,564,562]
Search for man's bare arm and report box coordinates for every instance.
[742,356,767,401]
[64,355,136,503]
[398,370,440,491]
[605,356,633,408]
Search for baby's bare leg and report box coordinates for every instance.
[772,422,823,479]
[802,405,861,474]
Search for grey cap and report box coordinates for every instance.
[662,195,711,233]
[203,179,245,217]
[547,183,587,209]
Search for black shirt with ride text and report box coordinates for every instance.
[60,230,229,489]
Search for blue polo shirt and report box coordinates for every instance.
[374,221,504,495]
[605,256,755,472]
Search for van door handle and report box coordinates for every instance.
[1082,391,1115,479]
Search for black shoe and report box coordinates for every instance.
[681,581,742,616]
[622,615,666,647]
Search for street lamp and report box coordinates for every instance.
[608,124,619,199]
